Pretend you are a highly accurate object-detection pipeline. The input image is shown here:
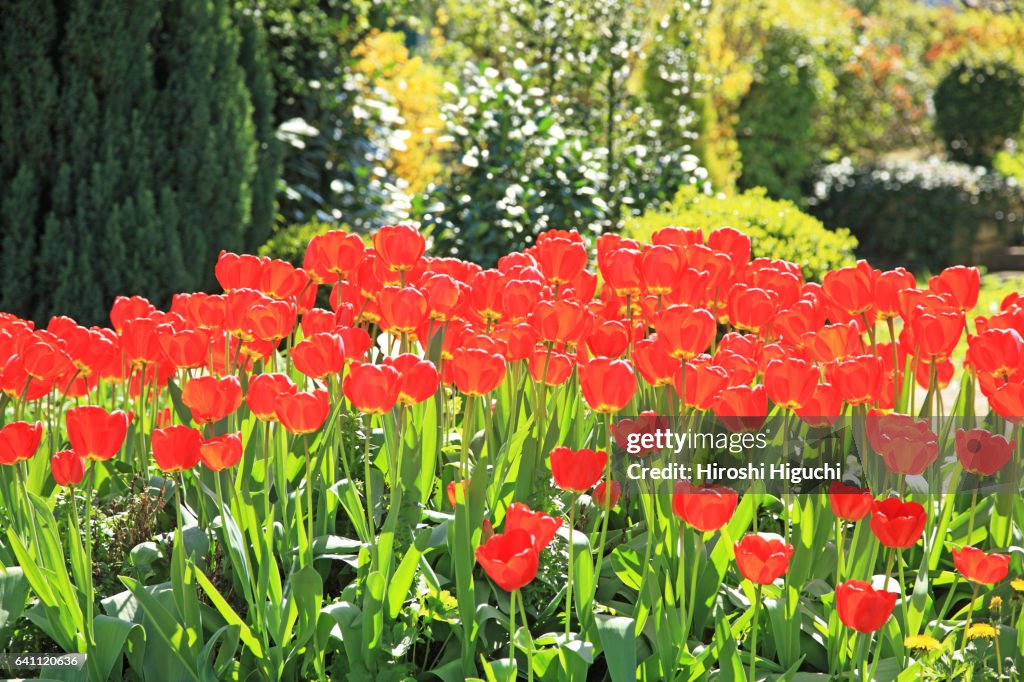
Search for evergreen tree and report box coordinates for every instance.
[0,0,277,324]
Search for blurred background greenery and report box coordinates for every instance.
[2,0,1024,323]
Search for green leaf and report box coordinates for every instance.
[192,564,265,658]
[595,615,636,682]
[0,565,29,631]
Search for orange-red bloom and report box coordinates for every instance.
[764,357,819,410]
[152,425,203,473]
[671,480,738,532]
[379,286,429,334]
[550,446,608,493]
[246,373,298,421]
[344,362,400,414]
[181,375,243,425]
[952,546,1010,585]
[580,358,637,414]
[200,432,243,472]
[373,224,425,272]
[66,405,130,462]
[828,355,884,406]
[292,332,346,379]
[836,580,898,633]
[276,389,330,434]
[866,411,939,476]
[928,265,980,312]
[51,449,85,487]
[383,354,440,406]
[828,482,873,521]
[822,261,875,316]
[955,428,1014,476]
[475,530,539,592]
[0,421,43,465]
[449,348,506,397]
[654,305,716,359]
[869,498,926,548]
[734,534,794,584]
[593,480,621,509]
[504,502,562,552]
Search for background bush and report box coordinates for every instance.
[810,157,1024,271]
[624,185,857,281]
[0,0,276,324]
[934,60,1024,166]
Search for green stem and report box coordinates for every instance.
[517,589,535,682]
[565,498,577,636]
[748,584,762,682]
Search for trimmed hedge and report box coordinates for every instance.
[810,157,1024,271]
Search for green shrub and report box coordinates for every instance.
[735,27,821,203]
[623,185,857,281]
[810,157,1024,271]
[934,60,1024,166]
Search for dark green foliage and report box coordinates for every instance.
[934,60,1024,167]
[254,0,405,230]
[810,158,1024,271]
[421,64,610,266]
[0,0,276,324]
[736,28,820,203]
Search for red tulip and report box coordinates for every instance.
[343,362,400,414]
[794,383,843,427]
[708,227,751,267]
[828,482,873,521]
[611,411,669,455]
[475,530,539,592]
[986,380,1024,424]
[734,534,794,584]
[764,357,819,410]
[550,446,608,493]
[866,411,939,476]
[967,328,1024,382]
[276,389,330,434]
[504,502,562,552]
[928,266,980,312]
[157,327,209,370]
[420,274,463,322]
[152,425,203,473]
[593,480,621,509]
[726,286,776,334]
[823,261,875,316]
[446,480,466,507]
[258,258,309,301]
[528,347,574,386]
[181,375,243,425]
[955,428,1014,476]
[634,336,681,387]
[373,224,425,272]
[449,347,506,397]
[911,310,964,360]
[874,268,915,320]
[0,421,43,465]
[601,248,643,297]
[51,449,85,487]
[110,295,157,333]
[672,480,738,532]
[677,361,730,411]
[200,432,243,472]
[836,580,898,633]
[828,355,884,406]
[303,230,365,282]
[952,546,1010,585]
[66,406,130,462]
[533,235,588,285]
[216,252,264,293]
[379,286,429,334]
[712,384,767,432]
[580,358,637,414]
[639,244,682,295]
[246,373,298,422]
[383,354,440,406]
[869,498,926,548]
[530,300,591,346]
[654,305,716,359]
[292,332,346,379]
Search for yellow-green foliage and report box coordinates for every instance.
[624,186,857,281]
[354,30,447,194]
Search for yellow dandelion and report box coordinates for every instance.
[965,623,997,641]
[1011,578,1024,593]
[905,635,940,652]
[989,596,1002,612]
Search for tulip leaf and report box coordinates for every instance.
[595,615,636,682]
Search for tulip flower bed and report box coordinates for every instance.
[0,224,1022,681]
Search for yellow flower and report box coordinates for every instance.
[1011,578,1024,593]
[904,635,940,652]
[965,623,997,641]
[989,596,1002,612]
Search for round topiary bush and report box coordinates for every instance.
[934,60,1024,167]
